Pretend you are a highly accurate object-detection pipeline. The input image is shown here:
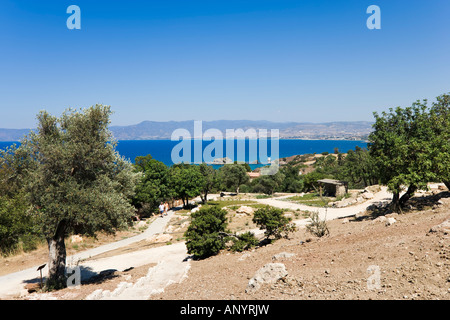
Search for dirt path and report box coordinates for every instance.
[0,209,186,299]
[253,186,392,227]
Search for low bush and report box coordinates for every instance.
[184,206,229,259]
[230,231,259,252]
[306,211,329,237]
[252,206,296,240]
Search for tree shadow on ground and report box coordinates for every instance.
[355,191,450,222]
[21,266,120,291]
[80,267,119,285]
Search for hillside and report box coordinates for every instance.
[153,192,449,300]
[8,186,449,301]
[0,121,373,141]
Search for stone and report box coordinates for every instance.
[385,217,396,226]
[362,192,374,200]
[429,220,450,235]
[239,253,252,261]
[373,216,387,223]
[165,225,176,233]
[236,206,254,215]
[356,197,365,203]
[342,218,349,224]
[146,233,173,243]
[246,263,288,293]
[272,252,296,261]
[70,235,83,243]
[135,221,147,229]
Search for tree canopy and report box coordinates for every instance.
[22,105,139,288]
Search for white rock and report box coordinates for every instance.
[362,192,374,200]
[385,217,396,226]
[429,220,450,235]
[246,263,288,293]
[374,216,387,223]
[239,253,252,261]
[236,206,254,215]
[272,252,296,260]
[70,235,83,243]
[146,234,173,243]
[135,221,147,229]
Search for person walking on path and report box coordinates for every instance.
[164,202,169,216]
[159,202,165,218]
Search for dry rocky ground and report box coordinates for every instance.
[2,190,449,300]
[153,193,449,300]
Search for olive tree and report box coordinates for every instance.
[23,105,140,289]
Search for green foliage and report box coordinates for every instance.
[184,206,229,259]
[169,163,203,207]
[19,105,140,287]
[287,193,330,207]
[0,194,40,256]
[24,105,140,238]
[218,164,250,194]
[301,171,326,192]
[279,163,304,193]
[368,96,446,211]
[337,147,378,188]
[230,231,259,252]
[198,163,218,203]
[252,206,296,240]
[428,94,450,189]
[133,155,171,216]
[251,171,285,195]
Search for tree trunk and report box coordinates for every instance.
[200,191,208,204]
[391,192,401,213]
[46,221,67,290]
[399,185,417,208]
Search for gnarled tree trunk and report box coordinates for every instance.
[399,185,417,207]
[391,192,401,213]
[46,221,67,289]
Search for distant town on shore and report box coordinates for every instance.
[0,120,373,142]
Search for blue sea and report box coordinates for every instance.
[0,139,367,169]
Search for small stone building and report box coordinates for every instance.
[318,179,348,198]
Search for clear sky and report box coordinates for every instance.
[0,0,449,128]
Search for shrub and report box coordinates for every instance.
[230,231,259,252]
[252,206,296,240]
[306,211,329,237]
[184,206,229,259]
[0,195,40,256]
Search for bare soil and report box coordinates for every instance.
[152,193,450,300]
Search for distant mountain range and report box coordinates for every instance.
[0,120,374,141]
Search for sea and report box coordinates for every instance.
[0,139,368,170]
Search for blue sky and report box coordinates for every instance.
[0,0,449,128]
